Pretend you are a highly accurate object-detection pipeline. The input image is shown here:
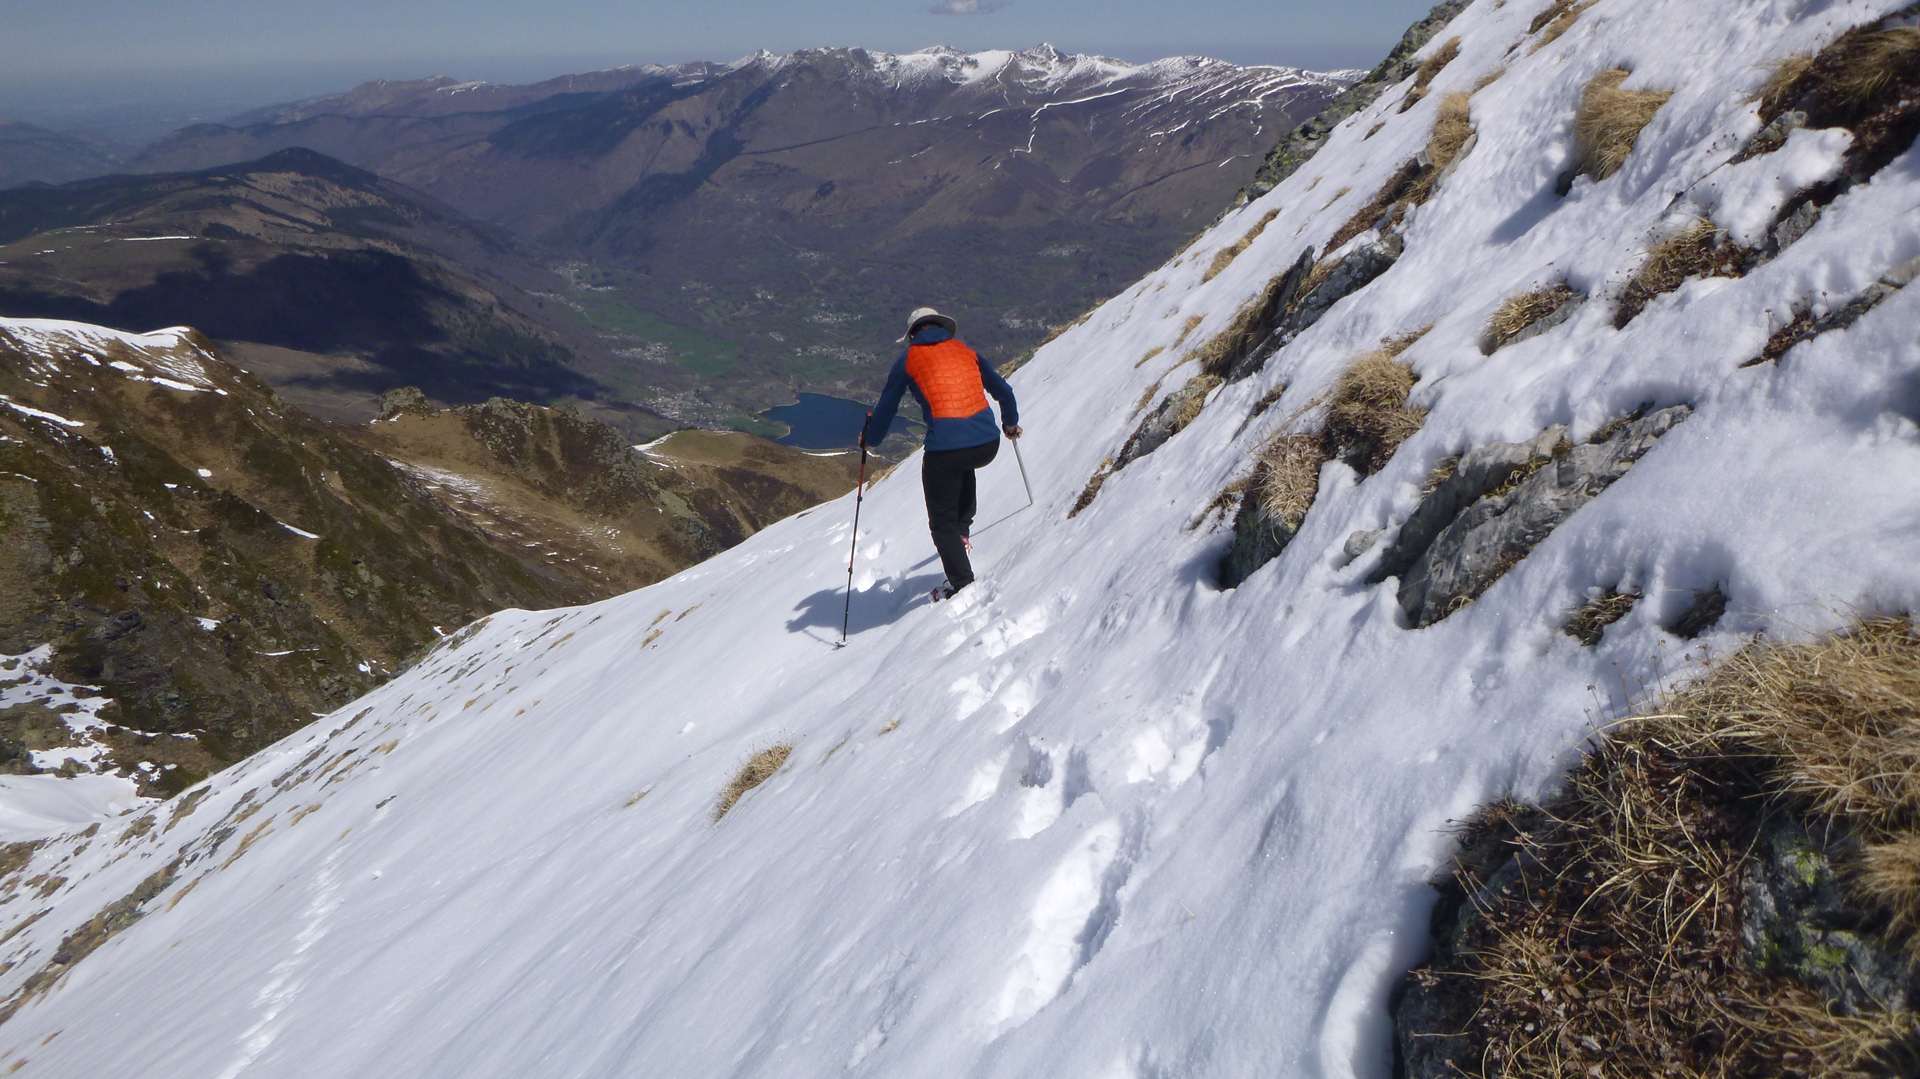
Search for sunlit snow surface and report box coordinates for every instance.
[3,1,1920,1075]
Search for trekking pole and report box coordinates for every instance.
[1010,435,1034,508]
[839,422,871,648]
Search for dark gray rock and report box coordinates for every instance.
[1742,815,1920,1015]
[1340,528,1383,566]
[1213,246,1317,383]
[377,385,432,420]
[1372,427,1568,586]
[1809,256,1918,337]
[1284,233,1404,341]
[93,610,144,642]
[1115,375,1221,469]
[1749,256,1916,368]
[1738,108,1807,163]
[1231,234,1406,383]
[1218,487,1304,589]
[1390,406,1691,626]
[1770,198,1823,255]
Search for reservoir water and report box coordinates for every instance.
[762,393,914,450]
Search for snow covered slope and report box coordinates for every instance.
[2,0,1917,1074]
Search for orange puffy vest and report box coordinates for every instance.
[905,339,990,420]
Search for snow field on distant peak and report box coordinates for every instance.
[0,317,224,395]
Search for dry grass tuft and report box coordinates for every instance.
[1323,348,1425,475]
[1758,53,1816,116]
[1563,588,1639,645]
[1205,209,1281,282]
[1862,835,1920,944]
[1529,0,1597,51]
[1662,619,1920,836]
[1069,456,1115,518]
[1174,314,1203,346]
[1190,474,1253,532]
[1249,383,1288,419]
[1821,26,1920,112]
[1169,374,1222,430]
[1133,344,1166,368]
[1572,68,1673,181]
[1753,21,1920,179]
[1326,160,1422,252]
[1130,378,1164,417]
[1414,620,1920,1074]
[1254,434,1324,525]
[1472,67,1506,93]
[1400,36,1461,111]
[1745,307,1816,368]
[1297,257,1337,300]
[1420,453,1458,495]
[1319,185,1351,210]
[1616,218,1739,327]
[1382,324,1432,357]
[1407,93,1475,205]
[713,744,792,821]
[1482,282,1577,353]
[1189,268,1293,379]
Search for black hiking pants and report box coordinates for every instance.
[923,438,999,591]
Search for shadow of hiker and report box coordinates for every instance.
[1488,176,1566,246]
[788,573,947,644]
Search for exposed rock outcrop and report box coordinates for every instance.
[376,386,433,421]
[1743,816,1920,1015]
[1220,234,1405,384]
[1746,255,1919,368]
[1114,375,1222,470]
[1241,0,1473,201]
[1373,406,1690,626]
[1219,487,1305,590]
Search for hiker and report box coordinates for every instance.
[861,306,1020,601]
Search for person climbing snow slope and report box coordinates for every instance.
[861,306,1020,601]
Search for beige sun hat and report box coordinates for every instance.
[901,306,958,342]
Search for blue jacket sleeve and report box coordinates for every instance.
[979,355,1019,428]
[862,355,909,447]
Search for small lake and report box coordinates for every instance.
[762,393,915,450]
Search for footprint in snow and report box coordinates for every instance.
[1123,704,1231,790]
[947,749,1010,818]
[1010,741,1093,840]
[993,813,1143,1029]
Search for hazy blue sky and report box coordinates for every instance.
[6,0,1437,140]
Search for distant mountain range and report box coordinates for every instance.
[0,121,124,190]
[4,47,1352,430]
[0,149,647,429]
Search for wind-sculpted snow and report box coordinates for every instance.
[2,0,1918,1075]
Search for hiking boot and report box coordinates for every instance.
[930,579,965,603]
